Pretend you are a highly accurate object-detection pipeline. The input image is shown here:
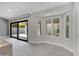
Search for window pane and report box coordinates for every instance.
[66,16,69,38]
[53,18,60,36]
[37,20,41,36]
[46,19,52,35]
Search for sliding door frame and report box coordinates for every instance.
[10,20,28,42]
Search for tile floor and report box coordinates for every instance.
[4,38,73,56]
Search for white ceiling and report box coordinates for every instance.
[0,2,70,19]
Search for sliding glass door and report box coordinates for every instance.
[10,20,28,42]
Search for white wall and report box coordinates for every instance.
[0,17,9,37]
[28,3,75,54]
[75,3,79,56]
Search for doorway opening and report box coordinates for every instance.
[10,20,28,42]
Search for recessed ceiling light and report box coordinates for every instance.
[8,9,11,12]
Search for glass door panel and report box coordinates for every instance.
[11,23,17,38]
[18,21,27,41]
